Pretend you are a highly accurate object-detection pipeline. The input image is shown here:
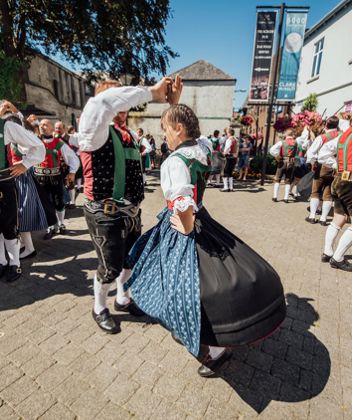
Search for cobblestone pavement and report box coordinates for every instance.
[0,174,351,419]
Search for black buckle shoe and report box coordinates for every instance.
[20,250,37,260]
[43,230,53,240]
[330,258,352,272]
[59,225,66,235]
[197,349,232,377]
[319,221,329,226]
[321,253,332,263]
[92,309,119,334]
[283,199,289,203]
[6,266,22,282]
[272,198,278,202]
[305,217,317,224]
[114,299,145,317]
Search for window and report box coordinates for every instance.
[311,38,324,78]
[53,80,59,99]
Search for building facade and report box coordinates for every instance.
[128,60,236,144]
[294,0,352,116]
[23,53,89,126]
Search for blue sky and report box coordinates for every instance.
[164,0,341,108]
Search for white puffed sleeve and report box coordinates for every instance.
[161,155,198,213]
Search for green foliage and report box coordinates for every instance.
[0,50,26,103]
[301,93,318,112]
[250,154,277,175]
[0,0,177,80]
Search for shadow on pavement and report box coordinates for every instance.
[217,293,330,413]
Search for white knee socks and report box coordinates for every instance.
[284,184,291,200]
[208,346,226,359]
[216,174,221,184]
[320,201,333,222]
[93,275,111,314]
[5,238,20,267]
[324,222,340,257]
[68,189,75,204]
[228,177,234,191]
[273,183,280,199]
[116,269,132,306]
[309,198,320,219]
[222,178,229,191]
[56,210,65,226]
[0,234,7,265]
[333,227,352,262]
[20,232,35,258]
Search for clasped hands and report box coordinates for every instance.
[170,207,195,235]
[149,74,183,105]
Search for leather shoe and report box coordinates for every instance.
[0,264,7,278]
[92,308,119,334]
[321,253,332,263]
[330,258,352,271]
[59,225,66,235]
[6,265,22,282]
[20,250,37,260]
[272,198,278,202]
[43,230,53,240]
[197,349,232,377]
[319,220,329,226]
[283,199,289,203]
[114,299,145,317]
[305,217,317,224]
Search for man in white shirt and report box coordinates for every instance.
[136,127,152,185]
[305,116,340,224]
[0,100,45,282]
[222,128,238,192]
[76,76,182,334]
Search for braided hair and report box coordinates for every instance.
[161,104,201,139]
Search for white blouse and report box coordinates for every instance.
[160,137,211,213]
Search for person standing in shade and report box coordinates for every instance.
[238,134,252,181]
[136,128,152,185]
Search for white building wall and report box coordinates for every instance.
[129,80,234,146]
[294,5,352,115]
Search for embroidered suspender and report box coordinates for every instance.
[0,120,6,170]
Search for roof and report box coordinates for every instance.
[304,0,352,43]
[169,60,236,82]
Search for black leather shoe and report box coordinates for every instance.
[319,221,329,226]
[20,250,37,260]
[92,309,119,334]
[197,349,232,377]
[284,199,289,203]
[330,258,352,271]
[321,253,332,263]
[272,198,278,202]
[6,266,22,282]
[305,217,317,224]
[43,230,53,240]
[59,225,66,235]
[0,264,7,278]
[114,299,145,316]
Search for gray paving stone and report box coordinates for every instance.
[0,401,21,420]
[21,352,56,379]
[38,402,76,420]
[153,374,187,402]
[36,362,72,391]
[0,375,39,407]
[70,388,108,420]
[39,332,69,355]
[0,364,24,392]
[104,374,140,405]
[15,389,56,420]
[124,386,162,417]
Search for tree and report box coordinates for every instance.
[0,0,177,81]
[301,93,318,112]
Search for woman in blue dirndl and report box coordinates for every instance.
[126,104,286,377]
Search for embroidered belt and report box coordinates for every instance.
[167,200,203,210]
[85,198,140,217]
[337,171,352,181]
[34,167,61,176]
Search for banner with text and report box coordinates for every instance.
[277,11,308,101]
[249,11,277,102]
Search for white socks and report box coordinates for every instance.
[143,173,147,183]
[284,184,291,200]
[228,177,233,191]
[116,269,131,306]
[93,275,111,314]
[222,178,228,191]
[20,232,35,258]
[216,174,221,184]
[333,227,352,262]
[5,238,20,267]
[324,222,340,257]
[309,198,320,219]
[320,201,333,222]
[208,346,226,359]
[273,183,280,199]
[68,189,75,205]
[76,178,82,189]
[56,210,65,226]
[0,234,7,265]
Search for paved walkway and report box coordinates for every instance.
[0,175,351,419]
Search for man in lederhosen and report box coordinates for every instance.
[0,100,45,282]
[75,77,182,333]
[35,119,79,239]
[320,122,352,270]
[306,116,340,224]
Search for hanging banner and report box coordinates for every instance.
[249,11,277,103]
[277,11,308,101]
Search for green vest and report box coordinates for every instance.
[0,119,7,170]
